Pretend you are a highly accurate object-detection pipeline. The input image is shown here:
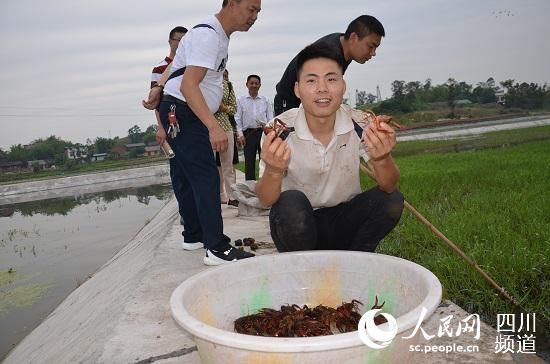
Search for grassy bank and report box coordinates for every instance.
[366,139,549,324]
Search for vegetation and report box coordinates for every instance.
[362,137,549,328]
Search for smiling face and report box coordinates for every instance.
[349,32,381,64]
[229,0,261,32]
[294,57,346,119]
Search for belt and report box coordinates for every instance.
[162,94,187,105]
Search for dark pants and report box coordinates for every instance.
[243,128,262,180]
[274,93,300,116]
[169,157,185,220]
[269,188,404,252]
[160,99,229,250]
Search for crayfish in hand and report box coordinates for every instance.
[263,118,295,141]
[362,109,402,132]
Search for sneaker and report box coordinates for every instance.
[203,244,255,266]
[182,241,204,251]
[227,200,239,208]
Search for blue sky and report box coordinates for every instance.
[0,0,549,149]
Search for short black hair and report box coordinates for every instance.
[295,42,344,79]
[223,0,241,7]
[247,74,261,83]
[170,26,188,39]
[344,15,385,39]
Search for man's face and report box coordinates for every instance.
[230,0,261,31]
[246,77,261,95]
[294,58,346,119]
[169,32,185,53]
[350,32,381,64]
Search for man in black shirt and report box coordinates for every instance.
[274,15,385,115]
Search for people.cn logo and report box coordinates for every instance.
[357,309,398,349]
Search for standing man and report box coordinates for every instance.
[150,26,187,227]
[256,42,403,253]
[274,15,385,115]
[235,74,273,180]
[143,0,261,265]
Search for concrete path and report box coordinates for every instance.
[397,114,550,142]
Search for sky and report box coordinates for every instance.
[0,0,549,150]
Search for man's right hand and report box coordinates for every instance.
[156,126,167,145]
[260,130,290,174]
[142,87,162,110]
[209,125,228,152]
[238,135,246,147]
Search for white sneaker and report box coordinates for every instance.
[182,241,204,251]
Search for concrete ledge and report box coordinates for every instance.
[0,164,171,204]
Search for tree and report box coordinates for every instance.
[500,80,548,109]
[355,90,367,107]
[128,125,143,143]
[94,137,116,154]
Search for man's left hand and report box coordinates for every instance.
[362,119,396,162]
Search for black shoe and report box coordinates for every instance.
[203,244,255,266]
[227,200,239,208]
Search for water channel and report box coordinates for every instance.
[0,183,173,360]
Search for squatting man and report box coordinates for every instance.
[256,42,404,253]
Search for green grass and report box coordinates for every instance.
[365,139,550,324]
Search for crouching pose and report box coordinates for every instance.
[256,42,404,252]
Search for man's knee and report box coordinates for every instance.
[381,189,404,223]
[271,190,312,221]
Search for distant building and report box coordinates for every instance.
[0,160,24,172]
[124,143,146,150]
[27,160,48,170]
[144,145,161,157]
[495,90,506,105]
[91,153,108,162]
[65,146,88,160]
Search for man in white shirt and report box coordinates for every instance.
[256,42,403,253]
[235,74,273,180]
[142,0,262,266]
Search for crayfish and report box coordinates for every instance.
[234,296,387,337]
[362,109,402,131]
[263,118,295,141]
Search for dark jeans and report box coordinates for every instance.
[243,128,262,180]
[169,157,185,220]
[159,99,229,250]
[269,188,404,252]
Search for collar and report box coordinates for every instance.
[292,105,355,140]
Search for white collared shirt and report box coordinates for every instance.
[235,94,273,136]
[259,105,371,209]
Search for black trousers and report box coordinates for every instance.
[243,128,262,180]
[269,188,404,252]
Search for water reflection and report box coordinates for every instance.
[0,185,173,217]
[0,183,173,360]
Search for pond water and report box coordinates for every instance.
[0,184,173,360]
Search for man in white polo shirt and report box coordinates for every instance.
[143,0,262,265]
[256,42,404,253]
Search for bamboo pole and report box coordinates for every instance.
[359,163,521,308]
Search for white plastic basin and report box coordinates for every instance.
[171,251,442,363]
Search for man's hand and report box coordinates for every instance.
[209,125,228,152]
[142,87,162,110]
[156,126,167,145]
[238,135,246,147]
[362,118,396,162]
[260,130,291,174]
